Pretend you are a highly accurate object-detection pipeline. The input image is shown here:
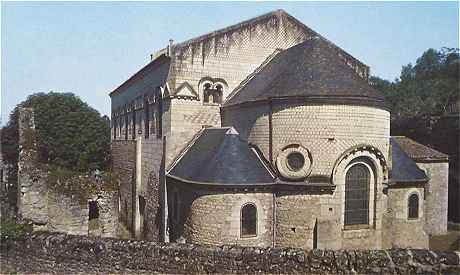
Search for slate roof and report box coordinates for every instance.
[392,136,448,162]
[168,127,275,185]
[224,37,385,107]
[390,137,428,183]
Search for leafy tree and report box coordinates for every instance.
[371,47,459,143]
[1,92,110,172]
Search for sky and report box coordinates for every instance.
[1,1,459,125]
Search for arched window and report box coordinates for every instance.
[213,84,223,104]
[408,193,419,219]
[241,203,257,237]
[345,163,370,226]
[203,83,212,103]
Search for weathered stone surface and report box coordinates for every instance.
[3,232,458,274]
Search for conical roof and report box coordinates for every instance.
[168,127,274,185]
[225,37,385,107]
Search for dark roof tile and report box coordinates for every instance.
[390,137,428,183]
[224,38,384,107]
[392,136,448,162]
[168,127,274,185]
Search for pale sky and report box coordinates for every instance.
[1,1,459,124]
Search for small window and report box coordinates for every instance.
[408,193,419,219]
[144,98,150,138]
[213,84,223,104]
[124,112,129,140]
[139,196,145,216]
[89,201,99,220]
[203,83,212,103]
[113,115,117,139]
[241,203,257,237]
[132,111,136,139]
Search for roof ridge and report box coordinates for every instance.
[173,9,286,50]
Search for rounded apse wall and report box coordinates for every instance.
[223,101,390,180]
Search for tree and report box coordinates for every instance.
[372,47,459,120]
[1,92,111,172]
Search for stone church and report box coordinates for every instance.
[110,10,449,249]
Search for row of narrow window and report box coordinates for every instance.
[112,106,160,140]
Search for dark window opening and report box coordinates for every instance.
[344,163,370,226]
[203,83,212,103]
[213,84,223,104]
[113,116,117,139]
[408,193,419,219]
[125,112,128,140]
[241,203,257,237]
[132,111,136,139]
[139,195,145,216]
[144,98,150,138]
[287,152,305,171]
[89,201,99,220]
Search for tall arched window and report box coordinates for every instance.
[345,163,370,226]
[241,203,257,237]
[408,193,419,219]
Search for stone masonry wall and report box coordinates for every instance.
[271,102,390,177]
[168,181,274,247]
[140,138,164,241]
[417,162,449,236]
[111,140,136,233]
[1,232,459,274]
[384,186,429,249]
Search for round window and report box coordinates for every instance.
[287,152,305,171]
[275,144,312,180]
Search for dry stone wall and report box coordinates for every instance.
[1,232,459,274]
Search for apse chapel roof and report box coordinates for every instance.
[168,127,275,185]
[390,137,428,183]
[392,136,448,162]
[224,37,385,108]
[389,136,448,184]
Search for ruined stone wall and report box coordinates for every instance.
[1,232,459,274]
[417,162,449,235]
[384,186,429,249]
[17,108,119,237]
[111,140,136,233]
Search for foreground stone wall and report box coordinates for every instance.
[1,232,459,274]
